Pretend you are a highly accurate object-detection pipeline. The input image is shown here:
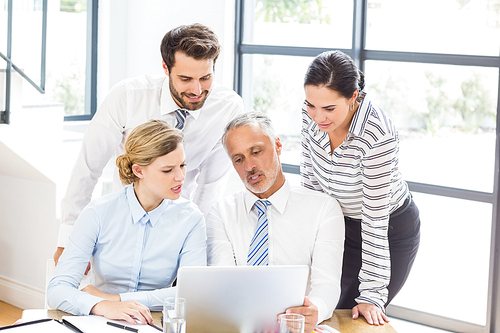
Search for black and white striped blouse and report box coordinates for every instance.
[300,92,409,309]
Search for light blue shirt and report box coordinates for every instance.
[47,184,207,315]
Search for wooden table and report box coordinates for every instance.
[322,310,397,332]
[42,309,397,332]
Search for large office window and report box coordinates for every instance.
[0,0,97,124]
[235,0,500,332]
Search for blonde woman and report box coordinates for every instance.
[47,120,207,324]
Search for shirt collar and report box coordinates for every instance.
[348,92,370,138]
[306,116,330,149]
[306,112,321,137]
[243,180,290,215]
[160,76,202,120]
[126,184,166,227]
[305,92,371,141]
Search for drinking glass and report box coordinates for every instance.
[280,313,305,333]
[163,297,186,333]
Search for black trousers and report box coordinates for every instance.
[336,195,421,309]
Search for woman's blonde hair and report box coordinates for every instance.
[116,120,183,185]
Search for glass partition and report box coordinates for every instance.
[242,0,353,49]
[235,0,500,331]
[366,0,500,56]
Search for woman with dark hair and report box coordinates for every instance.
[300,50,420,325]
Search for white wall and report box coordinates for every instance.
[97,0,236,106]
[0,174,57,309]
[0,0,235,309]
[0,105,63,309]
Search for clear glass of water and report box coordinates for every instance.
[163,297,186,333]
[280,313,305,333]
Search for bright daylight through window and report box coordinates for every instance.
[1,0,91,120]
[237,0,500,331]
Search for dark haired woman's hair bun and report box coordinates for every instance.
[358,69,365,92]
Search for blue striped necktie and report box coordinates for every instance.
[174,109,189,130]
[247,200,271,266]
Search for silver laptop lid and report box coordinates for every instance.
[176,265,309,333]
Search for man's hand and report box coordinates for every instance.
[282,296,318,333]
[53,247,91,275]
[352,303,389,326]
[82,285,121,302]
[53,247,65,265]
[90,300,153,325]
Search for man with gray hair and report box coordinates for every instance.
[207,112,345,332]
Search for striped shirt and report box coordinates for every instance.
[300,92,409,310]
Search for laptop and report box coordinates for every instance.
[176,265,309,333]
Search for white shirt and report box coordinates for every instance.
[58,74,243,247]
[206,181,345,323]
[48,184,207,315]
[300,93,409,309]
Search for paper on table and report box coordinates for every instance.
[0,320,72,332]
[62,315,160,333]
[314,324,341,333]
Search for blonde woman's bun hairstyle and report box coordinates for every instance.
[116,119,183,185]
[116,154,136,185]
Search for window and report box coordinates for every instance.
[242,0,353,49]
[0,0,97,124]
[235,0,500,331]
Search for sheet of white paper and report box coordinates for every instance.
[314,324,341,333]
[62,315,160,333]
[0,320,71,332]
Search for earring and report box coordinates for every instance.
[349,103,354,112]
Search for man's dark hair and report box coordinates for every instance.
[161,23,220,72]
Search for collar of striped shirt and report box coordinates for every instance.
[305,92,372,143]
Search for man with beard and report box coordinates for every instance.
[206,112,345,333]
[54,23,243,266]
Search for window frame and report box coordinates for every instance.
[234,0,500,332]
[1,0,48,124]
[0,0,98,124]
[64,0,99,121]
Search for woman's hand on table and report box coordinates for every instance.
[90,300,153,325]
[352,303,389,326]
